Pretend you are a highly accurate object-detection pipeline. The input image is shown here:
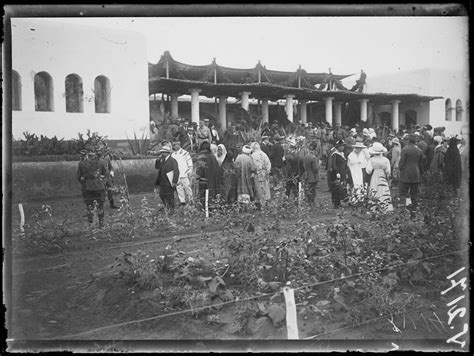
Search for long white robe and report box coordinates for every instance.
[347,149,369,189]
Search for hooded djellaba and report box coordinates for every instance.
[234,144,257,205]
[250,142,272,204]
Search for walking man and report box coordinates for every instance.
[399,134,424,207]
[303,142,320,207]
[77,149,108,228]
[155,143,180,212]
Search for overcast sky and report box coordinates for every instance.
[44,16,468,80]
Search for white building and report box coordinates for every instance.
[11,18,150,140]
[365,68,469,136]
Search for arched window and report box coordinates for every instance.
[445,99,453,121]
[456,99,463,121]
[34,71,54,111]
[65,74,84,113]
[94,75,111,113]
[405,110,417,127]
[12,70,22,111]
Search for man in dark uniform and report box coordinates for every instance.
[260,135,272,157]
[399,134,424,207]
[77,148,108,228]
[99,149,119,209]
[154,143,180,212]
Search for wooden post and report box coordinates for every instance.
[283,287,299,339]
[298,182,303,208]
[205,189,209,218]
[19,203,25,233]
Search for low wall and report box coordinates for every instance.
[12,158,158,203]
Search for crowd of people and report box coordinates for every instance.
[150,117,468,214]
[77,117,467,226]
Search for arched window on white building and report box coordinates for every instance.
[445,98,453,121]
[94,75,111,113]
[456,99,463,121]
[65,74,84,113]
[34,71,54,111]
[12,70,22,111]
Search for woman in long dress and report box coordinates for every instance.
[347,141,369,191]
[251,142,272,207]
[366,142,393,212]
[216,144,238,204]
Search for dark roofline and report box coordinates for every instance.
[149,77,442,103]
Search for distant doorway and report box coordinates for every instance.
[379,112,391,127]
[405,110,417,128]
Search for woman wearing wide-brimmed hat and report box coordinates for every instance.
[366,142,393,212]
[347,140,370,190]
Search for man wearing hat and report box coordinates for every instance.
[399,134,424,207]
[154,143,180,212]
[269,134,285,185]
[196,120,212,148]
[260,135,272,157]
[77,148,109,228]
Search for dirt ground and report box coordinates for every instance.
[6,178,466,352]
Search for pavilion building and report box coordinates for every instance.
[148,51,441,132]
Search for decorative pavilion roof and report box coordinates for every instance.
[148,52,442,104]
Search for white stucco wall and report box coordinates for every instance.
[11,18,150,139]
[366,68,469,135]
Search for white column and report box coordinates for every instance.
[218,96,227,130]
[170,93,179,118]
[367,103,374,126]
[189,89,201,124]
[300,100,307,124]
[391,100,400,132]
[324,97,334,126]
[359,99,369,122]
[262,99,269,124]
[285,94,295,123]
[240,91,251,111]
[334,101,342,127]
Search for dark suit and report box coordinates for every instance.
[303,151,320,205]
[399,143,424,205]
[155,155,180,210]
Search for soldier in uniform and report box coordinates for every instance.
[77,148,108,228]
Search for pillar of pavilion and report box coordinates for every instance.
[391,100,400,132]
[189,89,201,124]
[285,95,295,123]
[218,96,227,130]
[240,91,251,111]
[325,97,334,126]
[299,100,307,124]
[170,93,179,118]
[359,99,369,123]
[261,99,269,124]
[334,101,343,127]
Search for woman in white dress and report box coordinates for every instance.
[366,142,393,212]
[347,141,370,191]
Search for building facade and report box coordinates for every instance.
[11,18,150,140]
[366,68,469,135]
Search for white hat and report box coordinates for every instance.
[368,142,387,155]
[352,142,366,148]
[159,144,172,153]
[242,145,252,154]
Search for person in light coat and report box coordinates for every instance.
[171,141,194,206]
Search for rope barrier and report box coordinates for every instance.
[50,248,468,340]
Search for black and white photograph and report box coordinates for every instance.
[3,4,470,353]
